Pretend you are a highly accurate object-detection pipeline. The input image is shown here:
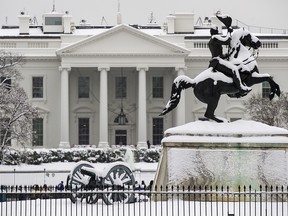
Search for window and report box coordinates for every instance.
[262,81,270,98]
[115,130,127,145]
[45,17,62,25]
[32,77,43,98]
[152,118,163,145]
[33,118,43,146]
[79,118,89,145]
[152,77,163,98]
[78,77,90,98]
[115,77,126,98]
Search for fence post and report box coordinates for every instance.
[2,183,288,216]
[44,168,46,184]
[13,169,16,186]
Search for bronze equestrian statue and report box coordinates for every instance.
[160,14,280,123]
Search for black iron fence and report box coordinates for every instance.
[1,185,288,216]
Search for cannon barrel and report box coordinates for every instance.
[80,167,97,178]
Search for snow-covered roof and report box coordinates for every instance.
[1,25,288,38]
[0,25,165,37]
[0,27,43,36]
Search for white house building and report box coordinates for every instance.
[1,10,288,149]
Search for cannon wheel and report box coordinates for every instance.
[101,163,135,205]
[67,161,98,204]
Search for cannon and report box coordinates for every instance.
[66,161,136,205]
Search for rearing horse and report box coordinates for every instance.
[160,28,280,123]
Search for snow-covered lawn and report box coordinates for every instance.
[0,162,158,186]
[0,161,287,216]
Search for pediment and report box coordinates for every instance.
[57,24,189,56]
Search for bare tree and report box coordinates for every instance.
[0,50,38,164]
[243,93,288,129]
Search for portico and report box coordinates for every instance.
[57,24,189,148]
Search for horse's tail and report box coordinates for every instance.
[160,75,195,116]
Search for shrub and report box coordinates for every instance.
[143,148,161,163]
[0,146,161,165]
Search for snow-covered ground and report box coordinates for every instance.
[0,162,158,187]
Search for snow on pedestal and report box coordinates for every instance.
[154,120,288,191]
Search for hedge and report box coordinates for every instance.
[1,146,162,165]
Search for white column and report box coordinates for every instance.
[137,67,148,148]
[59,67,71,148]
[175,67,186,126]
[98,66,110,148]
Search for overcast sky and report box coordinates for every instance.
[1,0,288,30]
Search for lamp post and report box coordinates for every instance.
[114,68,128,125]
[114,108,128,125]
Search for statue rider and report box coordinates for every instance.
[208,25,251,95]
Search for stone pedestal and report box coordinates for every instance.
[154,120,288,191]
